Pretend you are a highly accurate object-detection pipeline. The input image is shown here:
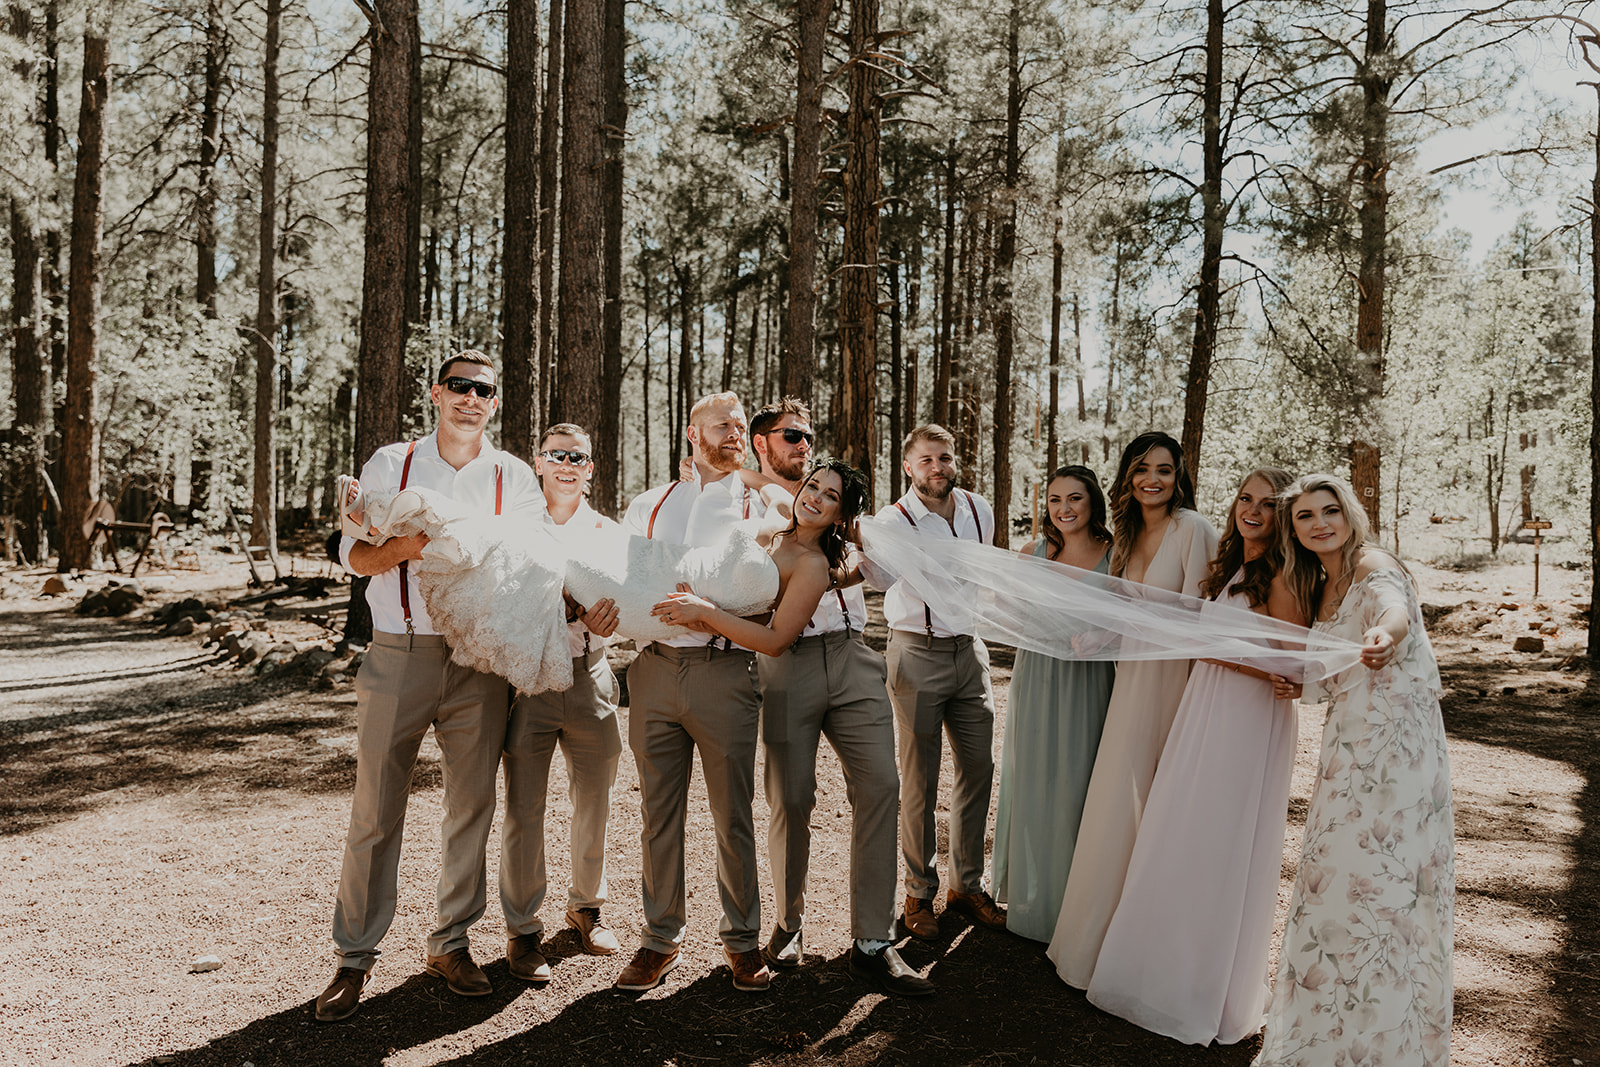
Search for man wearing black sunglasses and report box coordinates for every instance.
[317,350,542,1022]
[749,399,814,484]
[749,399,932,996]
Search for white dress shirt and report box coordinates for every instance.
[544,499,620,658]
[622,472,768,650]
[875,488,995,638]
[340,431,543,636]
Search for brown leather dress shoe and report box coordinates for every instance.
[314,966,369,1022]
[507,933,552,982]
[725,947,773,992]
[615,946,680,991]
[946,888,1008,930]
[566,906,620,956]
[900,895,938,940]
[849,945,935,997]
[425,947,493,996]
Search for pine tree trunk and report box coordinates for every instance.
[9,197,46,563]
[1047,210,1062,477]
[597,0,626,513]
[60,28,109,571]
[1588,91,1600,656]
[251,0,281,566]
[785,0,831,401]
[354,0,420,466]
[1181,0,1223,489]
[557,0,604,431]
[538,0,563,419]
[1351,0,1390,531]
[837,0,880,497]
[502,0,541,461]
[989,0,1020,548]
[196,0,224,317]
[934,147,957,428]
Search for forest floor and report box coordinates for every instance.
[0,540,1597,1067]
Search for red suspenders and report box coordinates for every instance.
[396,440,502,641]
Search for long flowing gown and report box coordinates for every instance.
[990,544,1116,942]
[1253,567,1454,1067]
[1047,507,1218,987]
[1084,568,1298,1043]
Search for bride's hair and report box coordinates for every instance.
[782,458,868,570]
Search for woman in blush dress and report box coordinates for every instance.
[990,465,1116,942]
[1048,431,1218,987]
[1253,474,1453,1067]
[1085,467,1303,1044]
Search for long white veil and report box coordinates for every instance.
[856,517,1362,683]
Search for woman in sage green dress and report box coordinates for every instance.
[990,465,1116,942]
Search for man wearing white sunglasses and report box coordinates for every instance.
[316,350,542,1022]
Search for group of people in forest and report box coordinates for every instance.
[313,349,1455,1067]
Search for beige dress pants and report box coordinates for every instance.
[500,648,623,936]
[627,643,763,955]
[759,629,900,942]
[886,630,996,901]
[332,632,510,969]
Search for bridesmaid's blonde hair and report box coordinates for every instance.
[1279,473,1406,623]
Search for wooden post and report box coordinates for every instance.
[1522,519,1551,597]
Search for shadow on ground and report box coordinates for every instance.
[131,921,1262,1067]
[1438,654,1600,1065]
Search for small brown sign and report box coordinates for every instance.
[1522,520,1552,531]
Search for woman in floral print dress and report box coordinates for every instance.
[1254,474,1454,1067]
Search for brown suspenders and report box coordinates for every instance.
[894,492,983,636]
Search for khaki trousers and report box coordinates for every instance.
[627,643,762,954]
[886,630,995,900]
[333,632,509,968]
[500,648,623,936]
[759,629,899,942]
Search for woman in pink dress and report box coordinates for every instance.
[1047,431,1217,986]
[1084,467,1303,1044]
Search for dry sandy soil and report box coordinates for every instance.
[0,544,1596,1066]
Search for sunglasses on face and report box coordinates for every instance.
[766,427,814,447]
[539,449,592,467]
[441,376,498,400]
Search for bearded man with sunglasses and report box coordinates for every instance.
[316,350,542,1022]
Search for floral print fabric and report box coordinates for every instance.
[1254,566,1455,1067]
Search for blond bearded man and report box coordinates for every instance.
[873,424,1008,941]
[316,351,542,1022]
[614,392,777,993]
[750,399,933,996]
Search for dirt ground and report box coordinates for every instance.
[1,543,1597,1067]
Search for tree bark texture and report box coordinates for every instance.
[934,146,956,427]
[558,0,605,432]
[539,0,564,419]
[989,0,1021,548]
[60,30,109,571]
[1047,208,1062,478]
[785,0,831,402]
[837,0,880,499]
[354,0,419,467]
[251,0,281,562]
[1181,0,1223,491]
[1351,0,1391,531]
[501,0,541,461]
[597,0,626,514]
[1589,89,1600,657]
[196,0,224,317]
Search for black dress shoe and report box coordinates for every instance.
[849,945,935,997]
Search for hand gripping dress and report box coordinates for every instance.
[1253,567,1455,1067]
[990,544,1116,942]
